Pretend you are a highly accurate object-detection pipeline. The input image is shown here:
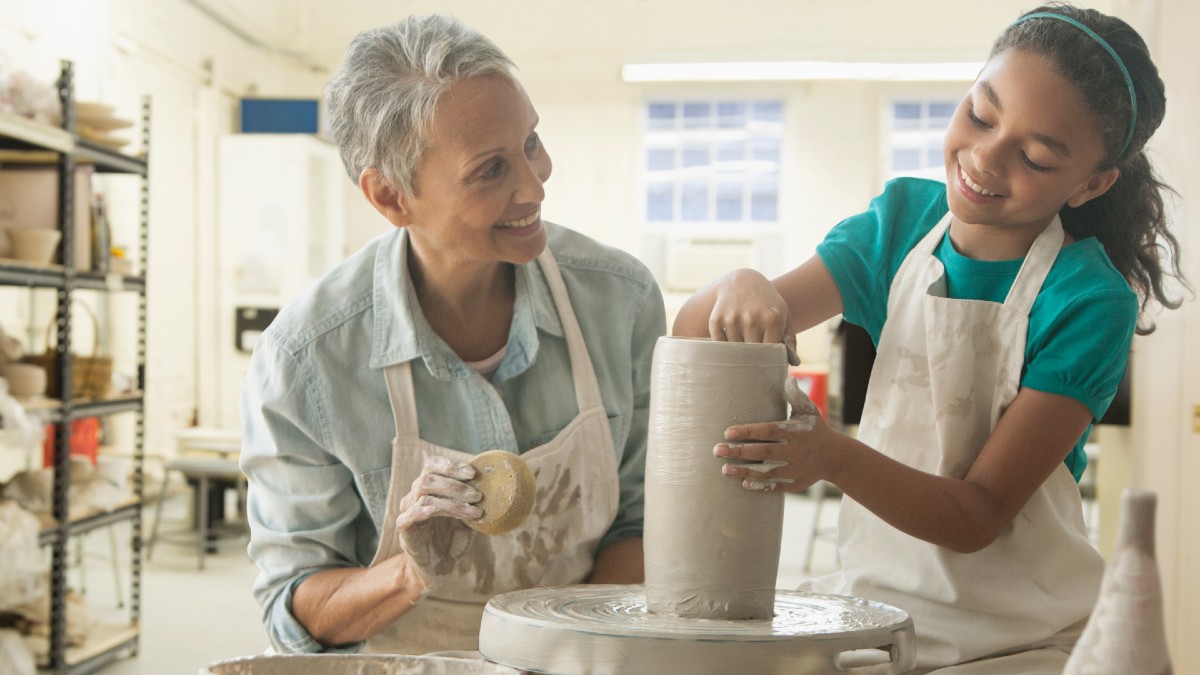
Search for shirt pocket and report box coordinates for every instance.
[358,465,393,534]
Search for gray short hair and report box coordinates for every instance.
[325,14,516,195]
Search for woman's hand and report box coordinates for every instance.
[396,455,483,593]
[713,377,837,492]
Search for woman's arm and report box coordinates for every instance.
[718,387,1092,553]
[587,536,644,584]
[291,453,484,646]
[292,555,427,647]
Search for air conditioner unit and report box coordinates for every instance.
[642,231,786,293]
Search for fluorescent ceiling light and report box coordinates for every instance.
[621,61,983,82]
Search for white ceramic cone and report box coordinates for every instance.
[1063,488,1173,675]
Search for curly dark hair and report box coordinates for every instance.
[992,2,1189,334]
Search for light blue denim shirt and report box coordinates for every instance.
[240,222,665,654]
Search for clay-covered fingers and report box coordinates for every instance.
[784,336,801,366]
[783,377,821,427]
[720,379,824,446]
[396,456,484,594]
[714,439,813,493]
[395,494,482,531]
[714,379,827,494]
[714,436,786,463]
[715,441,801,493]
[398,516,475,594]
[396,456,483,531]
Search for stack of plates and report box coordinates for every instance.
[75,101,134,149]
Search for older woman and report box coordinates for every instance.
[240,14,665,655]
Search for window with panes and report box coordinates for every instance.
[888,100,956,181]
[644,100,784,227]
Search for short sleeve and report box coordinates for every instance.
[816,178,948,342]
[1022,285,1137,422]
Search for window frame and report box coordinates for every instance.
[880,89,964,185]
[640,96,787,237]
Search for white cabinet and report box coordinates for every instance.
[212,134,344,428]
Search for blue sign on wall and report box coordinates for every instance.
[240,99,319,134]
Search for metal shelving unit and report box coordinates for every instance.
[0,61,150,674]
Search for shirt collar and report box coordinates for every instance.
[368,228,565,380]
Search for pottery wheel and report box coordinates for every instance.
[479,585,915,675]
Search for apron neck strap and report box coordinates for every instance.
[915,212,954,254]
[914,212,1063,314]
[1003,215,1064,314]
[536,248,605,412]
[382,247,606,435]
[384,361,420,432]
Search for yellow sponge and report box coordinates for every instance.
[467,450,536,535]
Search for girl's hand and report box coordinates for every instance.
[714,377,834,492]
[707,269,792,345]
[396,456,483,592]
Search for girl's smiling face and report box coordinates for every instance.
[943,49,1119,247]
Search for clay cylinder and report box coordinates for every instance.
[644,337,788,620]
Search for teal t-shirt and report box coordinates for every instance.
[816,178,1137,480]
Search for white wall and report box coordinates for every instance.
[0,0,328,456]
[1125,0,1200,670]
[101,0,330,440]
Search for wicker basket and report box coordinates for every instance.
[23,302,112,400]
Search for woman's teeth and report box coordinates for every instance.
[960,167,998,197]
[496,212,539,228]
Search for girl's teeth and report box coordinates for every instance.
[960,167,998,197]
[497,212,539,228]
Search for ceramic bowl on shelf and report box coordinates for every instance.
[75,101,116,119]
[1,468,53,514]
[6,227,61,264]
[78,116,134,132]
[79,130,132,149]
[2,363,47,398]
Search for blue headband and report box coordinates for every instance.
[1012,11,1138,158]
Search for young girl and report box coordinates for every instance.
[674,4,1186,672]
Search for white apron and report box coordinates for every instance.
[364,250,620,654]
[809,213,1103,671]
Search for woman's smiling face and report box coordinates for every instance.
[943,49,1117,241]
[399,73,553,274]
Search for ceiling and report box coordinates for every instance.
[207,0,1066,77]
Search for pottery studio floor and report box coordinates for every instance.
[64,488,841,674]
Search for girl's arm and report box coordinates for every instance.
[672,255,844,342]
[719,387,1093,553]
